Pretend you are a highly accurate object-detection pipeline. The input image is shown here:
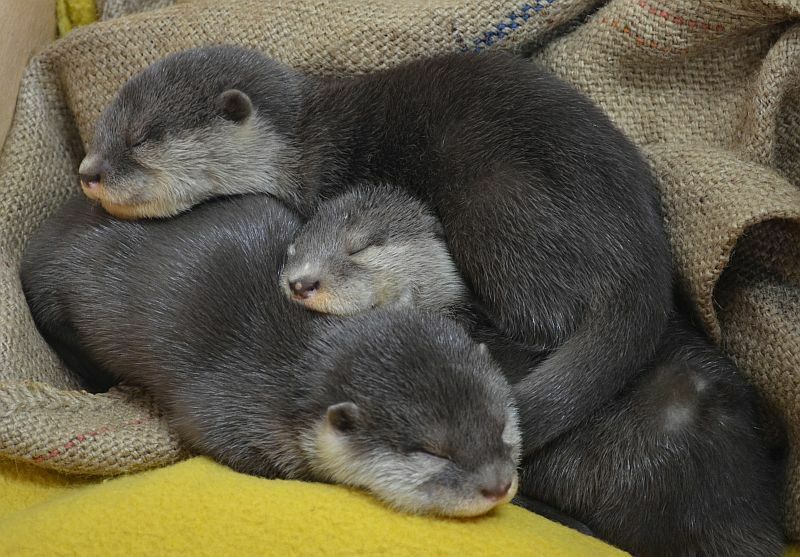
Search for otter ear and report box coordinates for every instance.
[326,402,361,433]
[218,89,252,122]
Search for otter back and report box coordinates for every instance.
[520,316,786,557]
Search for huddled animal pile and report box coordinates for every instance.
[21,46,786,556]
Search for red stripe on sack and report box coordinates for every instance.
[638,1,725,32]
[32,418,149,463]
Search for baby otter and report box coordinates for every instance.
[79,45,674,454]
[20,194,521,517]
[281,184,466,316]
[280,184,786,555]
[282,183,549,381]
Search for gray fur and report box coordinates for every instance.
[20,194,520,517]
[78,49,302,218]
[519,316,786,557]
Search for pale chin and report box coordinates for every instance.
[407,475,519,518]
[293,292,376,317]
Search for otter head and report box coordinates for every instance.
[304,310,521,517]
[79,45,302,219]
[281,185,467,315]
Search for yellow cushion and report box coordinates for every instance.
[56,0,97,37]
[0,456,626,556]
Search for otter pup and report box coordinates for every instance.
[20,194,521,517]
[283,183,549,380]
[281,184,786,556]
[78,45,673,454]
[281,184,467,316]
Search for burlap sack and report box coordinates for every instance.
[1,0,799,537]
[98,0,178,21]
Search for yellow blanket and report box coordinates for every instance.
[56,0,97,36]
[0,457,626,556]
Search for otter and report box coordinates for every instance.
[282,183,549,380]
[280,184,786,556]
[77,45,673,454]
[281,183,467,317]
[20,194,521,517]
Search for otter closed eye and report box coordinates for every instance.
[347,237,387,257]
[346,245,370,256]
[411,448,452,461]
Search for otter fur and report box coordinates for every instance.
[78,46,673,453]
[280,183,786,556]
[20,194,522,518]
[520,316,786,557]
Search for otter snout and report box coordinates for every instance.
[476,461,518,507]
[280,259,339,313]
[281,256,379,315]
[289,276,320,300]
[78,155,108,198]
[481,481,512,501]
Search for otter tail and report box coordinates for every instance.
[513,298,668,454]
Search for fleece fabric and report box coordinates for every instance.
[0,456,626,556]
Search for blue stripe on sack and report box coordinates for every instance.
[469,0,557,52]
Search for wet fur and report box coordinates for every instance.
[20,194,521,517]
[84,46,673,454]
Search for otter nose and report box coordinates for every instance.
[79,172,102,189]
[289,277,320,299]
[480,481,511,501]
[78,156,106,191]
